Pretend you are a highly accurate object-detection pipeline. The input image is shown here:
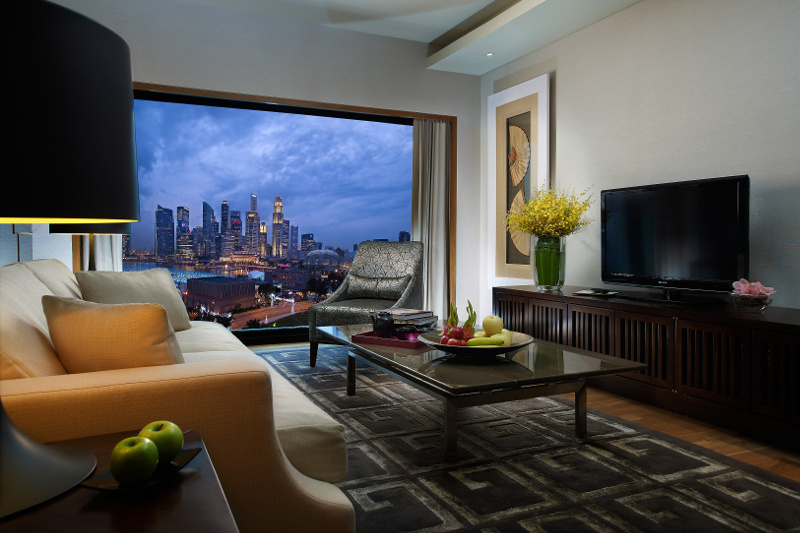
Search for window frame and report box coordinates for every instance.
[132,83,458,345]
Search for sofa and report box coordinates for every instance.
[0,259,354,532]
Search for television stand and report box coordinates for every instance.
[492,284,800,449]
[616,288,686,304]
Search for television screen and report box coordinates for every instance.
[601,175,749,293]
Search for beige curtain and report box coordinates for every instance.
[80,234,123,271]
[411,119,450,319]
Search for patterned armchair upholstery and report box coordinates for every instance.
[308,240,424,366]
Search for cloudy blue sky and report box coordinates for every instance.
[131,98,413,252]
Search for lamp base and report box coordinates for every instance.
[0,401,97,519]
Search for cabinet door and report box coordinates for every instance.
[493,292,531,335]
[752,331,799,423]
[676,320,749,409]
[529,299,567,344]
[568,304,614,355]
[615,311,673,389]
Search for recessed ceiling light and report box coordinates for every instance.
[485,52,495,57]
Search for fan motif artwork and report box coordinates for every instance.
[507,126,530,187]
[490,72,549,278]
[509,190,530,256]
[507,124,531,258]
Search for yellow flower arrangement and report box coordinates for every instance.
[505,187,593,237]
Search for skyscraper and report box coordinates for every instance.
[301,233,315,256]
[289,224,299,259]
[282,220,290,258]
[245,193,260,253]
[191,226,204,257]
[155,205,174,258]
[176,206,193,260]
[221,200,230,235]
[272,196,284,258]
[202,201,218,259]
[230,210,242,251]
[259,222,269,259]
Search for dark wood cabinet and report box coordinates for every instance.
[616,310,673,389]
[568,304,614,355]
[493,285,800,448]
[751,330,800,424]
[676,319,750,409]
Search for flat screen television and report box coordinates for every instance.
[601,175,749,298]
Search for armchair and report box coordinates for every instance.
[308,241,424,366]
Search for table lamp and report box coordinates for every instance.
[1,0,139,518]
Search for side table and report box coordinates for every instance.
[1,429,239,532]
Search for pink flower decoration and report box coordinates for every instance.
[732,278,776,296]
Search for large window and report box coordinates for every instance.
[126,90,413,335]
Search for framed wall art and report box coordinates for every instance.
[487,73,550,281]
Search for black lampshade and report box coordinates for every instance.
[2,0,139,224]
[49,222,132,235]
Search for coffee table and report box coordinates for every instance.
[316,324,647,461]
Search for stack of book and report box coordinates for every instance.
[370,308,437,327]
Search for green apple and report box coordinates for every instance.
[110,436,159,485]
[138,420,184,464]
[482,315,504,336]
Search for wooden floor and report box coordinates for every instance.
[577,386,800,482]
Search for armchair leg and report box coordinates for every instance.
[310,341,319,367]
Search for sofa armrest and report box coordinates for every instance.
[1,361,354,533]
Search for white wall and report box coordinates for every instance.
[43,0,483,311]
[0,225,73,268]
[480,0,800,311]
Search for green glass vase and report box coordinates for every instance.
[531,235,566,291]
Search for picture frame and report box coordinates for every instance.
[487,73,550,281]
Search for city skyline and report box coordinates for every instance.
[131,98,413,251]
[140,193,410,257]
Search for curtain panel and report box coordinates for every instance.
[411,119,451,319]
[80,234,123,271]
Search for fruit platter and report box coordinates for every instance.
[417,301,533,357]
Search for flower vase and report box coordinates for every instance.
[732,294,773,314]
[531,235,566,292]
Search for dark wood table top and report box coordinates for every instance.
[320,324,648,395]
[1,430,239,532]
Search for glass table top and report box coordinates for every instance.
[318,324,647,394]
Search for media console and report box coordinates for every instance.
[493,285,800,448]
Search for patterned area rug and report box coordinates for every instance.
[254,344,800,532]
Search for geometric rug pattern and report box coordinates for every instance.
[254,344,800,532]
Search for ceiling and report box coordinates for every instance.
[181,0,641,76]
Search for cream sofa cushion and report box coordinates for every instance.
[22,259,83,298]
[42,296,184,374]
[174,321,254,354]
[76,268,191,331]
[0,263,67,379]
